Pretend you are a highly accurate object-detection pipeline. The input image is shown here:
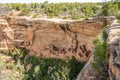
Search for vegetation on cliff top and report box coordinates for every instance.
[1,1,120,19]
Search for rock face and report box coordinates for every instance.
[76,16,116,80]
[0,16,103,60]
[0,6,10,16]
[107,20,120,80]
[76,55,98,80]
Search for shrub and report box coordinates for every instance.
[0,54,24,80]
[6,47,85,80]
[92,30,107,75]
[118,20,120,23]
[48,13,54,18]
[20,9,30,16]
[116,13,120,20]
[63,16,68,19]
[23,56,85,80]
[85,16,89,20]
[32,14,39,18]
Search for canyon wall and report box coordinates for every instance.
[107,20,120,80]
[0,17,103,60]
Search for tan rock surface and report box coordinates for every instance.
[0,16,103,60]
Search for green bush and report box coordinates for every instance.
[85,16,89,20]
[32,14,39,18]
[5,2,108,19]
[0,54,24,80]
[63,16,68,19]
[92,30,107,75]
[6,47,85,80]
[118,20,120,23]
[48,13,54,18]
[116,12,120,20]
[23,56,85,80]
[20,9,30,16]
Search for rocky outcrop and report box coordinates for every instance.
[107,20,120,80]
[76,55,98,80]
[0,16,104,60]
[76,31,107,80]
[0,6,10,16]
[76,16,116,80]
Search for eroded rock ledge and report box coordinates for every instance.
[0,16,103,61]
[107,20,120,80]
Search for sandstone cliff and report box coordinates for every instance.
[0,16,103,61]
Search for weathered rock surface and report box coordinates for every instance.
[0,6,10,16]
[0,16,104,60]
[107,20,120,80]
[76,55,98,80]
[0,13,118,80]
[76,16,116,80]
